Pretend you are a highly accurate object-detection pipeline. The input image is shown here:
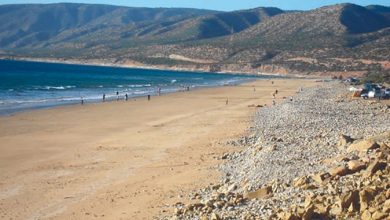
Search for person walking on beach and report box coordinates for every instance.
[103,94,106,102]
[116,91,119,101]
[125,93,128,101]
[158,87,161,96]
[81,96,84,105]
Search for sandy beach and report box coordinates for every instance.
[0,79,318,220]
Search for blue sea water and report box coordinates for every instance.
[0,60,276,115]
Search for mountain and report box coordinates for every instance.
[366,5,390,20]
[0,3,389,76]
[0,3,216,48]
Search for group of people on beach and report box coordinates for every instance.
[80,86,185,105]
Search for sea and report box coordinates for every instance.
[0,60,278,115]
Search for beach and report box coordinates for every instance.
[0,78,317,219]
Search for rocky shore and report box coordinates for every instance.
[164,81,390,219]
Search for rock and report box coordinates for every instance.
[221,153,229,160]
[347,160,366,173]
[340,190,359,211]
[226,184,237,193]
[372,211,388,220]
[359,188,376,212]
[244,186,272,199]
[348,139,379,153]
[312,172,331,184]
[383,200,390,213]
[380,142,389,149]
[361,209,372,220]
[314,204,329,215]
[304,196,313,208]
[364,159,387,177]
[329,166,349,177]
[329,204,342,216]
[210,213,221,220]
[293,176,309,188]
[338,134,354,147]
[187,203,204,211]
[302,205,314,220]
[277,212,299,220]
[200,216,208,220]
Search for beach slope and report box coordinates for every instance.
[0,79,317,219]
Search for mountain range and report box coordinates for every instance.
[0,3,389,75]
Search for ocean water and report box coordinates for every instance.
[0,60,275,115]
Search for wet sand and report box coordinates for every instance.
[0,79,318,219]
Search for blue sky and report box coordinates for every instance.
[0,0,388,11]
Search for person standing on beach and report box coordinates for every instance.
[81,96,84,105]
[125,93,128,101]
[148,95,151,101]
[158,87,161,96]
[103,94,106,102]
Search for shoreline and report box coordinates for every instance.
[0,78,318,219]
[0,59,295,117]
[0,56,312,78]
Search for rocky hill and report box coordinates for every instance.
[0,3,389,76]
[0,3,216,48]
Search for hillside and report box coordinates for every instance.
[0,3,216,48]
[0,3,389,76]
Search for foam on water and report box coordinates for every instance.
[0,60,282,115]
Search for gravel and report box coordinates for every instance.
[163,81,390,220]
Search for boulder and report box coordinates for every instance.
[347,160,366,173]
[340,190,359,211]
[361,209,372,220]
[244,186,272,199]
[364,159,387,177]
[383,200,390,213]
[359,188,375,212]
[348,139,379,153]
[329,166,349,177]
[372,211,388,220]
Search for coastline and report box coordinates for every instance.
[0,58,293,116]
[0,56,310,78]
[0,78,318,219]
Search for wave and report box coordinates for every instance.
[128,84,151,88]
[33,85,76,90]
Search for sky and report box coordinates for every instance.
[0,0,388,11]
